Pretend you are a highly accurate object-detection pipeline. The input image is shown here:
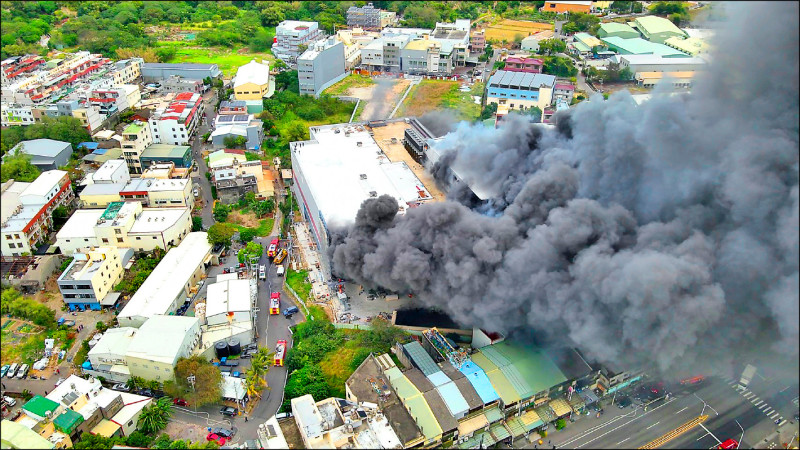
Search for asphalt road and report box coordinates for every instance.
[191,90,217,228]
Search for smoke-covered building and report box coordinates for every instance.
[290,122,435,280]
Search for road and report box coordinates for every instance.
[191,89,217,228]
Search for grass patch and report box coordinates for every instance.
[286,268,312,301]
[319,345,356,397]
[397,80,484,121]
[353,101,366,122]
[323,74,376,96]
[232,218,274,237]
[158,41,274,77]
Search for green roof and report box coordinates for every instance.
[483,405,504,424]
[572,41,592,52]
[53,408,84,434]
[405,395,442,440]
[489,422,511,441]
[22,395,60,418]
[490,341,567,395]
[635,15,686,40]
[597,23,640,39]
[123,122,144,134]
[141,144,191,159]
[601,36,688,57]
[1,419,55,449]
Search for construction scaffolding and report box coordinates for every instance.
[424,327,470,370]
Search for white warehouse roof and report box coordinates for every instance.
[118,232,211,324]
[125,315,200,364]
[206,279,252,318]
[233,60,270,88]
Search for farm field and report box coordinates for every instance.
[484,19,554,42]
[396,80,484,121]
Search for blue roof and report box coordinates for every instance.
[488,70,557,89]
[427,371,451,387]
[436,382,469,416]
[92,148,109,155]
[459,361,500,404]
[78,142,99,150]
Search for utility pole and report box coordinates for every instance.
[188,374,197,414]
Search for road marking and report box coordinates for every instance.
[769,412,780,419]
[727,380,737,385]
[743,392,754,399]
[754,400,764,406]
[646,421,660,430]
[639,415,709,449]
[617,437,631,445]
[675,407,688,414]
[570,400,676,448]
[761,405,770,411]
[778,420,787,427]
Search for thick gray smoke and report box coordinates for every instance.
[418,110,459,137]
[331,2,799,377]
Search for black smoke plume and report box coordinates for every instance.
[331,2,799,377]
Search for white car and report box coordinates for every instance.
[193,189,200,197]
[3,396,16,407]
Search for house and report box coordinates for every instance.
[121,121,153,175]
[125,315,201,381]
[520,31,555,52]
[272,21,324,64]
[233,60,274,101]
[553,82,575,103]
[485,70,557,112]
[298,38,347,97]
[139,143,192,168]
[140,63,221,82]
[80,178,193,210]
[0,103,35,127]
[57,246,130,311]
[198,277,255,358]
[148,92,203,146]
[117,232,212,327]
[503,57,543,74]
[0,419,58,449]
[633,15,687,44]
[208,149,246,169]
[90,159,131,185]
[471,30,486,53]
[597,22,640,40]
[55,201,192,255]
[5,139,72,171]
[215,173,258,205]
[541,0,592,13]
[1,170,74,257]
[209,117,264,151]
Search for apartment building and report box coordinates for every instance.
[471,30,486,53]
[1,54,45,85]
[0,102,35,126]
[57,246,129,311]
[273,21,324,64]
[148,92,203,145]
[108,58,143,86]
[486,70,557,111]
[1,170,74,257]
[121,121,153,174]
[213,159,274,203]
[347,3,383,30]
[298,37,347,97]
[80,177,193,209]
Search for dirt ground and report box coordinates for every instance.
[397,81,455,117]
[165,419,211,445]
[347,79,411,121]
[228,210,261,228]
[484,19,553,42]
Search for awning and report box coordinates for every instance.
[534,405,556,423]
[483,405,503,424]
[520,409,543,430]
[549,398,573,418]
[458,413,488,436]
[568,393,586,411]
[489,422,510,442]
[100,292,121,306]
[579,389,599,405]
[91,419,121,437]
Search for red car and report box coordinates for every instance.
[172,398,189,406]
[206,433,227,445]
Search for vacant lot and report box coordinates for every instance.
[397,80,484,121]
[159,41,273,77]
[324,74,376,97]
[346,79,411,121]
[484,19,553,42]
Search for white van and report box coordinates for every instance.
[259,265,266,280]
[6,363,18,378]
[276,265,285,277]
[16,364,28,379]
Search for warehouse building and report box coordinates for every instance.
[125,315,201,381]
[141,63,221,82]
[485,70,556,112]
[5,139,72,171]
[597,22,640,39]
[613,54,707,75]
[632,15,687,44]
[600,36,689,57]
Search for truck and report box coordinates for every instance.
[259,265,266,281]
[717,439,739,449]
[267,238,280,258]
[270,292,280,315]
[274,340,287,366]
[276,265,285,277]
[273,248,288,265]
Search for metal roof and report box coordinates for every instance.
[458,360,500,405]
[403,341,440,377]
[22,395,60,418]
[11,139,71,158]
[435,381,469,417]
[53,408,84,434]
[488,70,556,89]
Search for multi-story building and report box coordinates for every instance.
[432,20,471,67]
[80,177,193,209]
[139,143,192,168]
[218,100,248,115]
[1,55,45,85]
[54,201,192,255]
[552,82,576,103]
[1,170,74,256]
[108,58,143,86]
[470,30,486,54]
[400,38,447,74]
[91,159,131,185]
[125,315,201,381]
[233,59,273,100]
[212,159,274,203]
[298,37,347,97]
[160,75,205,94]
[273,21,324,64]
[504,57,544,74]
[57,246,129,311]
[380,10,398,28]
[88,86,130,117]
[486,70,557,112]
[5,139,72,171]
[347,3,383,30]
[148,92,203,145]
[121,121,153,174]
[209,115,264,150]
[140,63,221,82]
[335,28,381,69]
[0,102,35,126]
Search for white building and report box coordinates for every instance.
[85,327,138,383]
[205,278,253,326]
[298,37,348,97]
[90,159,131,185]
[121,121,153,175]
[612,54,707,75]
[80,178,193,209]
[273,21,324,64]
[233,60,274,101]
[0,102,35,126]
[109,58,143,86]
[125,315,201,381]
[290,123,433,279]
[117,232,211,327]
[148,92,203,146]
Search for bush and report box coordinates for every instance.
[556,418,566,430]
[0,287,56,328]
[192,216,204,232]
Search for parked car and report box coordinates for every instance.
[138,389,155,397]
[617,396,632,408]
[3,396,17,407]
[112,383,130,392]
[55,377,65,387]
[275,412,293,420]
[173,398,189,406]
[6,363,18,378]
[0,365,8,378]
[211,427,234,438]
[283,306,299,318]
[220,406,238,416]
[206,433,227,446]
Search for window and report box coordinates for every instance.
[5,235,11,240]
[153,236,157,239]
[115,229,121,235]
[117,237,124,243]
[14,234,20,239]
[136,237,141,240]
[8,243,14,249]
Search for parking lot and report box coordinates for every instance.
[337,282,414,324]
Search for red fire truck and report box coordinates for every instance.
[267,238,279,258]
[270,292,280,315]
[274,340,287,367]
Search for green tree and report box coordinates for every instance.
[254,199,274,218]
[207,222,236,247]
[479,102,498,121]
[556,418,567,430]
[1,149,41,182]
[213,202,231,222]
[525,106,543,122]
[239,228,257,243]
[74,433,126,449]
[223,135,248,149]
[538,38,567,56]
[192,216,204,232]
[260,5,286,26]
[543,56,577,77]
[125,431,154,448]
[137,397,172,434]
[249,28,274,52]
[237,241,263,264]
[166,355,223,407]
[52,206,70,230]
[286,122,308,142]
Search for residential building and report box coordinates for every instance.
[85,327,138,383]
[552,82,575,103]
[125,315,201,381]
[215,173,258,205]
[0,103,35,126]
[663,36,709,56]
[612,54,706,75]
[273,21,324,64]
[5,139,72,171]
[55,201,192,255]
[541,0,592,13]
[600,36,689,57]
[233,60,274,101]
[347,3,383,30]
[1,171,74,256]
[380,10,398,28]
[486,70,557,112]
[633,15,687,44]
[1,55,45,85]
[88,86,131,117]
[0,419,58,449]
[80,178,193,209]
[400,38,447,75]
[140,63,221,82]
[108,58,143,86]
[432,20,471,67]
[148,92,203,145]
[218,100,248,115]
[139,161,190,180]
[471,30,486,54]
[291,123,434,280]
[571,32,604,57]
[139,143,192,168]
[298,37,348,97]
[208,149,247,169]
[117,232,211,327]
[160,75,205,94]
[597,22,640,39]
[520,31,556,52]
[91,159,131,185]
[503,57,543,74]
[57,246,130,311]
[121,121,153,175]
[210,116,264,150]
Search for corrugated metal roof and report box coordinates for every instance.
[404,341,440,377]
[459,361,500,405]
[489,422,511,441]
[436,382,469,416]
[427,371,451,387]
[482,405,504,424]
[521,409,544,430]
[499,365,534,399]
[22,395,60,418]
[484,368,521,405]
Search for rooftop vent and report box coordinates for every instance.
[360,174,367,180]
[369,191,377,198]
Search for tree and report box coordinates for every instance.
[125,431,154,448]
[249,28,274,52]
[167,355,223,407]
[223,135,247,149]
[74,433,126,449]
[237,241,263,264]
[479,102,498,121]
[192,216,204,232]
[260,6,286,27]
[525,106,543,123]
[254,199,274,218]
[556,418,566,430]
[538,38,567,56]
[239,228,257,243]
[207,222,236,247]
[213,202,231,222]
[286,122,308,142]
[543,56,577,77]
[52,206,70,230]
[1,149,41,182]
[138,397,172,434]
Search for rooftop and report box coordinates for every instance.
[292,395,324,439]
[22,395,61,418]
[123,122,144,134]
[10,139,71,158]
[601,36,689,57]
[93,160,127,181]
[385,366,442,440]
[599,22,639,34]
[635,15,687,37]
[55,209,104,239]
[206,279,252,317]
[88,327,137,359]
[0,419,56,449]
[141,144,191,159]
[458,360,500,404]
[19,170,66,199]
[234,60,270,88]
[126,315,200,363]
[58,247,118,282]
[617,54,707,66]
[488,70,557,89]
[118,232,211,323]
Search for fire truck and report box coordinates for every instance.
[274,340,287,367]
[270,292,280,315]
[717,439,738,449]
[267,238,279,258]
